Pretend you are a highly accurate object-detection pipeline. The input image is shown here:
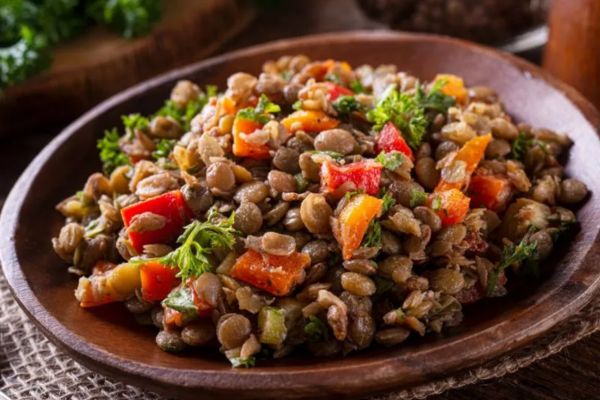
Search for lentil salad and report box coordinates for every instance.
[52,55,589,367]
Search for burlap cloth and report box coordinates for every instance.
[1,269,598,400]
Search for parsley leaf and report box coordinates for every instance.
[230,356,256,368]
[137,214,237,281]
[486,237,538,296]
[162,286,198,319]
[237,94,280,124]
[367,84,428,150]
[97,128,129,174]
[375,151,404,171]
[152,138,176,160]
[333,95,361,114]
[409,189,428,208]
[349,79,365,93]
[304,315,329,342]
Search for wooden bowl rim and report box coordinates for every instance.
[2,30,599,398]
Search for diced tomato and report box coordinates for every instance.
[468,174,512,211]
[121,191,192,254]
[140,261,180,302]
[375,122,414,160]
[334,194,383,260]
[324,82,353,101]
[281,110,340,133]
[232,116,270,159]
[428,188,471,226]
[230,250,311,296]
[321,160,382,196]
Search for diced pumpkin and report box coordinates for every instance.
[281,110,339,133]
[468,174,512,211]
[232,116,270,159]
[435,73,468,104]
[321,160,382,196]
[335,194,383,260]
[427,188,471,227]
[230,250,311,296]
[140,261,180,302]
[435,133,492,192]
[75,262,141,308]
[121,190,192,254]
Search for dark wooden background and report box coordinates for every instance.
[0,1,598,399]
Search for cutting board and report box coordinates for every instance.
[0,0,255,136]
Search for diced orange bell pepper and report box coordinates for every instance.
[140,261,180,302]
[230,250,311,296]
[121,190,192,254]
[435,74,468,104]
[335,194,383,260]
[375,121,414,160]
[427,188,471,227]
[468,174,512,211]
[435,133,492,192]
[321,160,382,196]
[232,116,270,159]
[281,110,339,133]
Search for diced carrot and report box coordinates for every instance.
[335,194,383,260]
[468,174,512,211]
[230,250,311,296]
[321,160,382,196]
[121,190,192,254]
[281,110,339,133]
[435,73,468,104]
[232,116,270,159]
[375,122,414,160]
[435,133,492,192]
[427,188,471,227]
[140,262,180,302]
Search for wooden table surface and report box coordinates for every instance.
[0,1,598,399]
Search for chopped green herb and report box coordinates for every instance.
[304,315,329,342]
[381,191,396,213]
[162,286,198,319]
[97,128,129,174]
[230,356,256,368]
[362,219,382,248]
[294,173,309,192]
[486,237,537,296]
[152,138,176,160]
[135,213,237,281]
[333,95,361,114]
[367,84,428,149]
[237,94,280,124]
[410,189,428,208]
[375,151,404,171]
[349,79,365,93]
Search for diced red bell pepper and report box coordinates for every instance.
[230,250,311,296]
[468,174,512,211]
[375,122,414,160]
[121,190,192,254]
[232,116,270,159]
[321,160,382,196]
[140,261,180,302]
[427,188,471,227]
[324,82,353,101]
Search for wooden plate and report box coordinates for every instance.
[1,31,599,400]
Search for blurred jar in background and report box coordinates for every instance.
[357,0,549,45]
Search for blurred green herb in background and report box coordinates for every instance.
[0,0,162,92]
